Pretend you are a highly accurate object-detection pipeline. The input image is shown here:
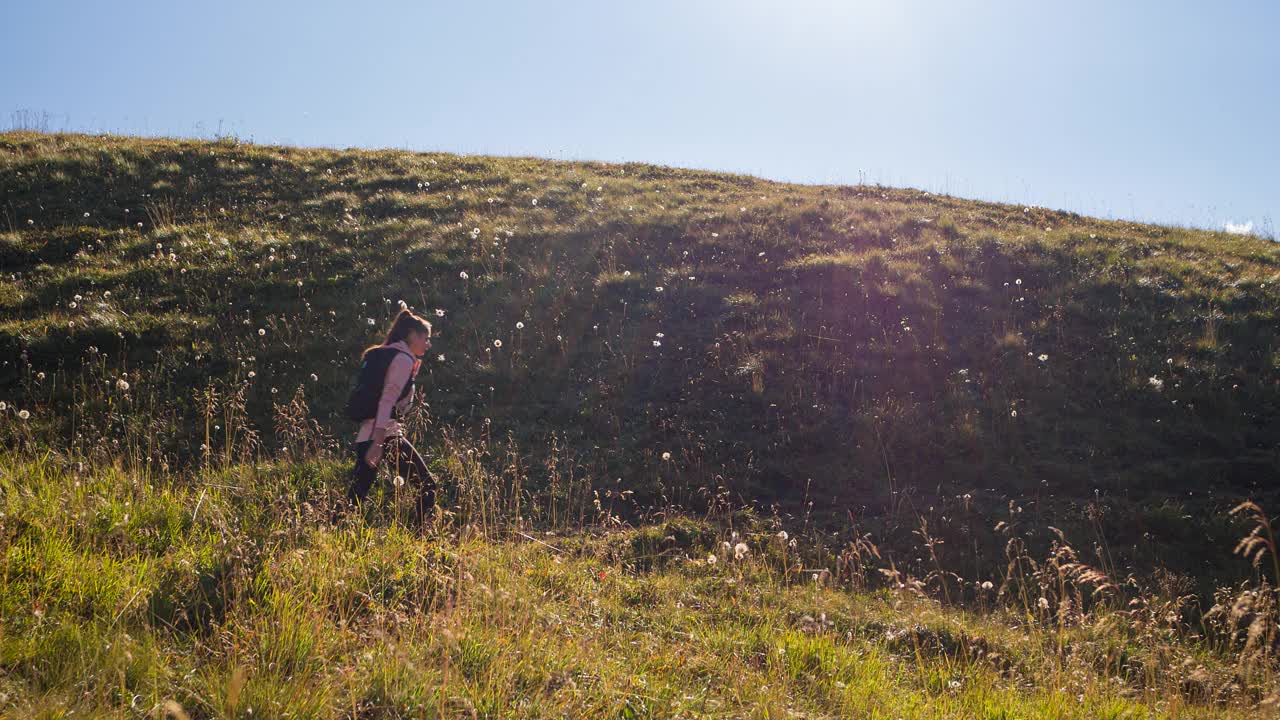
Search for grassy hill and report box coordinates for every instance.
[2,131,1280,717]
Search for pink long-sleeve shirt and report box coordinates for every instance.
[355,340,419,442]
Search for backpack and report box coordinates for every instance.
[345,346,415,422]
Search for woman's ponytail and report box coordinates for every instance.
[383,309,432,346]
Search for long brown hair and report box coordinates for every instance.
[364,309,431,358]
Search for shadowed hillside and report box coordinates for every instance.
[1,131,1278,583]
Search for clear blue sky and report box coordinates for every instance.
[4,1,1276,234]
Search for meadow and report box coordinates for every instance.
[1,131,1279,717]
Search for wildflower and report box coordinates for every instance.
[0,402,5,410]
[531,198,538,206]
[623,270,631,277]
[437,354,445,362]
[652,340,661,347]
[393,475,405,487]
[515,321,524,330]
[777,530,789,541]
[310,373,318,382]
[655,286,664,292]
[1038,354,1048,362]
[296,280,303,287]
[435,309,445,317]
[18,410,30,420]
[1010,409,1018,418]
[398,300,408,310]
[367,318,375,326]
[981,581,994,590]
[459,271,469,280]
[493,339,502,348]
[734,542,749,560]
[116,378,130,392]
[26,219,33,225]
[661,451,671,461]
[36,372,45,381]
[1038,597,1050,609]
[1015,278,1022,285]
[1148,376,1164,391]
[258,328,266,336]
[706,554,717,566]
[247,371,256,378]
[655,332,664,338]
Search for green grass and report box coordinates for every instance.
[2,131,1280,716]
[0,455,1267,718]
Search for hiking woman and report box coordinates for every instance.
[345,309,436,521]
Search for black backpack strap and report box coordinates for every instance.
[387,348,416,406]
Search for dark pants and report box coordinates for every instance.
[347,436,436,520]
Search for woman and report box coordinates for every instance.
[345,309,436,523]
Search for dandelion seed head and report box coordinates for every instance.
[18,409,31,420]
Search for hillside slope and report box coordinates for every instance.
[1,131,1279,583]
